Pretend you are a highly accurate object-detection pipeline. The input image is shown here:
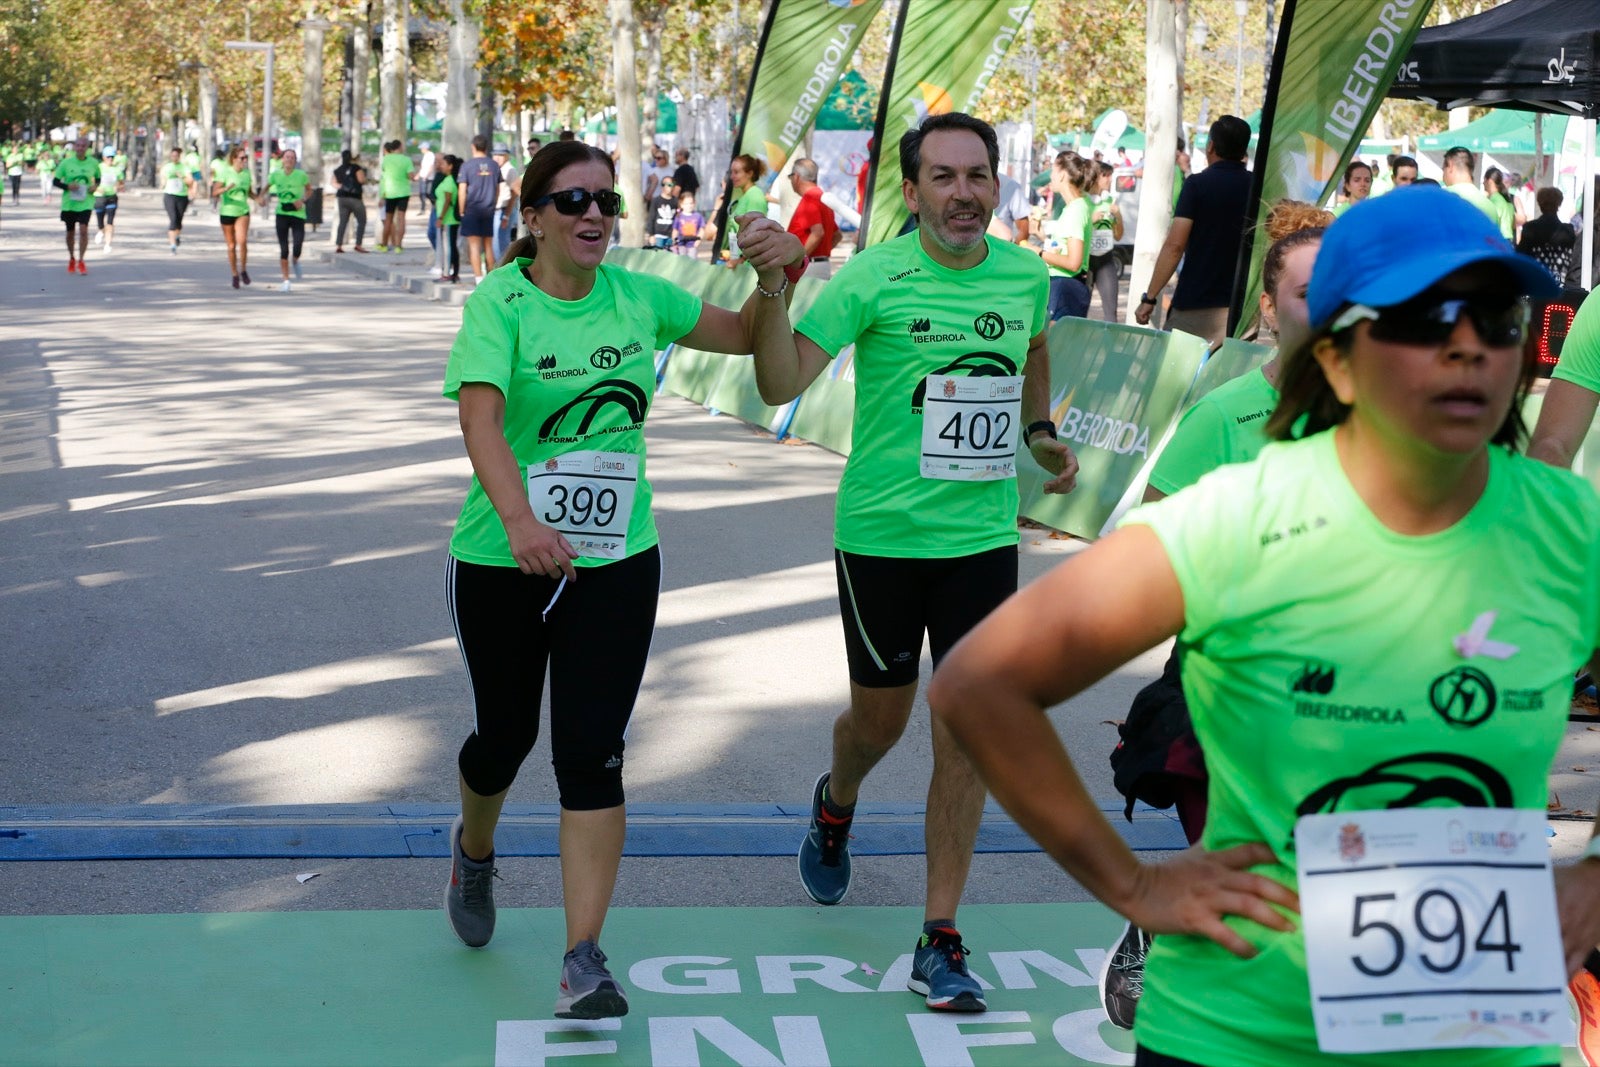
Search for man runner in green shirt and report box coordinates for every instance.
[750,111,1078,1015]
[53,139,98,274]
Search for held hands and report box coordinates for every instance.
[1029,433,1080,494]
[505,512,579,582]
[1121,843,1300,959]
[732,212,803,279]
[1555,858,1600,977]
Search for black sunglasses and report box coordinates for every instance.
[1331,292,1531,348]
[531,187,623,217]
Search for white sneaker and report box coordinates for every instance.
[170,244,179,255]
[94,231,104,246]
[280,280,291,293]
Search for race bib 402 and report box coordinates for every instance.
[919,374,1023,482]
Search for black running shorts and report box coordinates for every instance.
[833,545,1017,688]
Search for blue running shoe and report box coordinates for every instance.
[909,926,987,1012]
[797,771,852,905]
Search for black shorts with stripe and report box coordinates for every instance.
[833,545,1017,688]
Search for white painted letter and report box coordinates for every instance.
[629,956,741,995]
[1052,1008,1136,1065]
[756,955,871,994]
[987,950,1095,989]
[649,1016,830,1067]
[906,1011,1036,1067]
[495,1019,620,1067]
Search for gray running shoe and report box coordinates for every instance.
[1098,921,1151,1029]
[797,771,853,905]
[444,815,496,948]
[555,939,629,1019]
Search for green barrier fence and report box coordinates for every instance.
[1187,338,1274,405]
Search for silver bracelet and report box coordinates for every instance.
[755,274,789,299]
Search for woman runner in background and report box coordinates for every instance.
[931,185,1600,1067]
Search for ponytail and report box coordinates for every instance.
[499,234,536,267]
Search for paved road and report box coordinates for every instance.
[2,190,1597,923]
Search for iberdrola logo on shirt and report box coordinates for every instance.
[910,352,1017,414]
[538,378,649,444]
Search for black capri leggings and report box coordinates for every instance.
[441,222,460,278]
[275,214,306,261]
[446,547,661,808]
[164,193,188,231]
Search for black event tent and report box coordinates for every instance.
[1387,0,1600,117]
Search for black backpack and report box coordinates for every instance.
[1108,647,1195,821]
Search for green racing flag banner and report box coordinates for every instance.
[859,0,1034,248]
[712,0,886,256]
[1232,0,1434,337]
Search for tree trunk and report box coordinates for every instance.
[641,20,662,148]
[1131,0,1179,325]
[352,8,372,153]
[144,110,160,186]
[609,0,645,247]
[478,81,496,142]
[198,67,218,190]
[1174,0,1188,137]
[380,0,409,145]
[301,18,329,188]
[444,0,479,157]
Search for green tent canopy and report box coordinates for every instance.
[1416,108,1559,155]
[585,94,680,135]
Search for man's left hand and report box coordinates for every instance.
[1030,434,1079,494]
[733,213,802,272]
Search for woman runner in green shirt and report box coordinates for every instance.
[724,153,769,267]
[932,185,1600,1066]
[213,144,254,288]
[440,140,809,1020]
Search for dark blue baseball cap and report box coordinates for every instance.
[1307,185,1558,330]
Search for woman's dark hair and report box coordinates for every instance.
[340,148,353,165]
[1340,160,1372,196]
[1266,265,1536,448]
[1485,166,1509,200]
[732,153,766,184]
[440,153,460,174]
[1055,152,1097,196]
[498,140,615,266]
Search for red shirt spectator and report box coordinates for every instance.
[786,159,837,262]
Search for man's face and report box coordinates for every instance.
[1393,165,1417,187]
[903,128,996,255]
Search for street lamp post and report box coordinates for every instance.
[224,39,275,213]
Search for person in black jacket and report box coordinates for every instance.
[332,149,368,254]
[1517,186,1576,285]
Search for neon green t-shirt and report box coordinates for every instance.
[1122,431,1600,1067]
[726,184,768,242]
[55,155,97,211]
[5,151,22,176]
[209,157,227,183]
[183,150,201,175]
[1041,196,1091,279]
[442,262,703,568]
[380,152,412,199]
[795,232,1050,557]
[434,174,459,227]
[269,168,310,218]
[215,161,251,217]
[38,152,55,176]
[94,161,121,196]
[161,161,189,197]
[1552,288,1600,392]
[1447,181,1500,224]
[1487,193,1516,240]
[1148,364,1278,495]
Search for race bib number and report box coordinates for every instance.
[919,374,1023,481]
[1090,227,1115,256]
[526,451,638,561]
[1295,808,1570,1054]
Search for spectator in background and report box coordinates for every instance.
[416,142,436,216]
[332,149,369,254]
[377,140,416,252]
[672,148,699,199]
[1038,151,1096,320]
[785,157,838,279]
[644,145,672,202]
[492,144,516,261]
[672,190,705,255]
[1390,154,1418,189]
[988,171,1033,244]
[1088,161,1124,322]
[1134,115,1253,346]
[1330,159,1372,217]
[1483,166,1516,240]
[459,134,503,281]
[646,175,679,249]
[558,130,576,142]
[1518,186,1576,284]
[526,137,542,159]
[433,153,461,283]
[725,153,769,266]
[1442,145,1498,223]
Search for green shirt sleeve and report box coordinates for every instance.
[627,270,703,347]
[444,285,518,402]
[1553,291,1600,393]
[1147,399,1233,495]
[794,255,873,357]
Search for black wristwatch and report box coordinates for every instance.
[1139,293,1156,305]
[1025,419,1057,444]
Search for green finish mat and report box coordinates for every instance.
[0,904,1584,1066]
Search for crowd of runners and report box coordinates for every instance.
[11,103,1600,1064]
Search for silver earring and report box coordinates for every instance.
[533,230,543,238]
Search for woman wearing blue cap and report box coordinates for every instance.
[929,185,1600,1066]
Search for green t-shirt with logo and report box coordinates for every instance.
[1122,431,1600,1067]
[215,161,251,217]
[443,262,703,568]
[1447,181,1500,224]
[380,152,412,199]
[55,155,97,211]
[269,168,310,218]
[434,174,459,227]
[1148,365,1278,495]
[94,160,121,197]
[796,232,1050,558]
[1041,196,1091,279]
[1552,289,1600,392]
[161,161,190,197]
